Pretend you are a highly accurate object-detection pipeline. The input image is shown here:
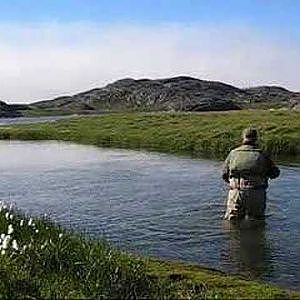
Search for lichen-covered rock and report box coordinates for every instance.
[32,77,300,112]
[0,101,22,117]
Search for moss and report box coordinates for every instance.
[0,207,298,299]
[146,259,295,299]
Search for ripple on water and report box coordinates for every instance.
[0,141,299,288]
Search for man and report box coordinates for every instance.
[222,128,280,220]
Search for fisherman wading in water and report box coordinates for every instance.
[222,128,280,221]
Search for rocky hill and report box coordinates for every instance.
[0,101,23,117]
[32,77,300,112]
[244,86,300,109]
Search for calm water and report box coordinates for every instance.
[0,141,299,288]
[0,115,75,125]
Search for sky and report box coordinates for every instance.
[0,0,300,103]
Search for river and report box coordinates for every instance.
[0,115,76,125]
[0,140,299,288]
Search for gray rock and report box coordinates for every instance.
[32,76,300,112]
[0,101,22,117]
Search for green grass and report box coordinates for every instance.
[0,110,299,160]
[0,205,297,299]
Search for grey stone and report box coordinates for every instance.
[30,76,300,112]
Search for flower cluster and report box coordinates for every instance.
[0,201,63,256]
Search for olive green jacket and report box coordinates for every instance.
[222,144,280,189]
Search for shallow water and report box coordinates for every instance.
[0,115,75,125]
[0,140,299,288]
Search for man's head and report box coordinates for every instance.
[242,127,258,145]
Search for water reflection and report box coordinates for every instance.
[0,141,299,287]
[221,219,273,280]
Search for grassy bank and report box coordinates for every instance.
[0,110,299,159]
[0,204,297,299]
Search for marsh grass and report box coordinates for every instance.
[0,205,295,299]
[0,205,205,299]
[0,110,299,160]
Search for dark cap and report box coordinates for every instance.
[242,127,258,142]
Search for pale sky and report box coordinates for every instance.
[0,1,300,103]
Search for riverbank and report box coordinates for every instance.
[0,204,297,299]
[0,110,299,159]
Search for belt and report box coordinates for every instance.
[229,177,266,190]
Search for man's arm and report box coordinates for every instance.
[267,161,280,179]
[263,153,280,179]
[222,152,231,183]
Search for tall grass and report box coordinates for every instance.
[0,203,209,299]
[0,203,293,299]
[0,110,299,159]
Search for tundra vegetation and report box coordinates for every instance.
[0,110,299,159]
[0,203,296,299]
[0,110,299,298]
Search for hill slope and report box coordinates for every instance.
[32,76,300,112]
[0,101,24,117]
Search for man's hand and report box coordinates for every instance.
[268,165,280,179]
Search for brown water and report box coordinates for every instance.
[0,140,299,288]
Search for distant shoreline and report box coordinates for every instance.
[0,110,299,160]
[1,76,300,118]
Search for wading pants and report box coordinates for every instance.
[224,188,266,220]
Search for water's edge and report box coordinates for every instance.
[0,140,299,288]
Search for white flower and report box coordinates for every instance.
[7,225,14,235]
[2,236,11,249]
[20,220,24,226]
[41,241,48,250]
[0,234,5,240]
[58,233,63,239]
[1,250,5,255]
[2,205,7,210]
[35,229,39,233]
[9,214,13,220]
[5,212,9,219]
[22,245,27,251]
[28,218,33,226]
[12,240,18,251]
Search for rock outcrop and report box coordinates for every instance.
[27,76,300,112]
[32,77,244,112]
[243,86,300,108]
[0,101,23,117]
